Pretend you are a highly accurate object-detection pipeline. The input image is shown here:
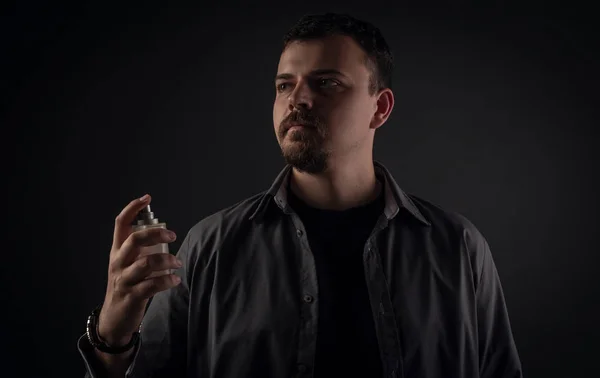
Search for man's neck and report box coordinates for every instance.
[288,158,382,211]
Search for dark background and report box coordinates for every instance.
[2,1,598,377]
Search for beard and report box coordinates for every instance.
[277,112,330,174]
[280,128,329,173]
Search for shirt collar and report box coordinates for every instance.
[249,160,431,226]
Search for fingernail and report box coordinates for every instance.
[139,194,149,202]
[176,259,183,267]
[166,231,176,240]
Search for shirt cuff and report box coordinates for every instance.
[77,333,142,378]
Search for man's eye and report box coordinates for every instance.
[276,79,339,92]
[319,78,339,88]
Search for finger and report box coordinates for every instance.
[130,274,182,300]
[116,227,177,267]
[113,194,152,249]
[120,252,183,287]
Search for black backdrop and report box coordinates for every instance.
[3,1,598,377]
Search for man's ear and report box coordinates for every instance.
[370,88,394,130]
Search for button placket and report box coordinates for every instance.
[289,214,318,378]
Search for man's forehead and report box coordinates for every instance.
[277,35,368,76]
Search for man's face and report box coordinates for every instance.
[273,34,379,173]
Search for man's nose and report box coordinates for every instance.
[288,81,314,111]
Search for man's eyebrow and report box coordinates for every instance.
[275,69,348,81]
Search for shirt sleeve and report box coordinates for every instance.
[77,231,193,378]
[475,235,523,378]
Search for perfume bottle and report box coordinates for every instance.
[132,204,171,278]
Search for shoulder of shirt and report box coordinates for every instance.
[403,192,490,254]
[184,191,267,245]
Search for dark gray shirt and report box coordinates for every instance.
[78,161,523,378]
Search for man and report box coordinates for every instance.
[78,13,523,378]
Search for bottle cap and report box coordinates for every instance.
[137,205,159,225]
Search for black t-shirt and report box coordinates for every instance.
[287,181,385,377]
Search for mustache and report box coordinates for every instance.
[281,111,321,132]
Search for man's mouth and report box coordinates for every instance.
[288,123,313,130]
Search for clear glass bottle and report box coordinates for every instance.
[132,204,171,278]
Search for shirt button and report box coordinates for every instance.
[296,229,303,237]
[297,363,308,373]
[303,294,314,303]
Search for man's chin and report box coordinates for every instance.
[284,134,309,146]
[281,148,328,174]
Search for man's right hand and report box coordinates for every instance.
[97,194,182,347]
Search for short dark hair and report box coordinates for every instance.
[282,13,393,96]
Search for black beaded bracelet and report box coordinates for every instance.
[86,303,141,354]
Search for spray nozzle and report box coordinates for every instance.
[137,205,159,225]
